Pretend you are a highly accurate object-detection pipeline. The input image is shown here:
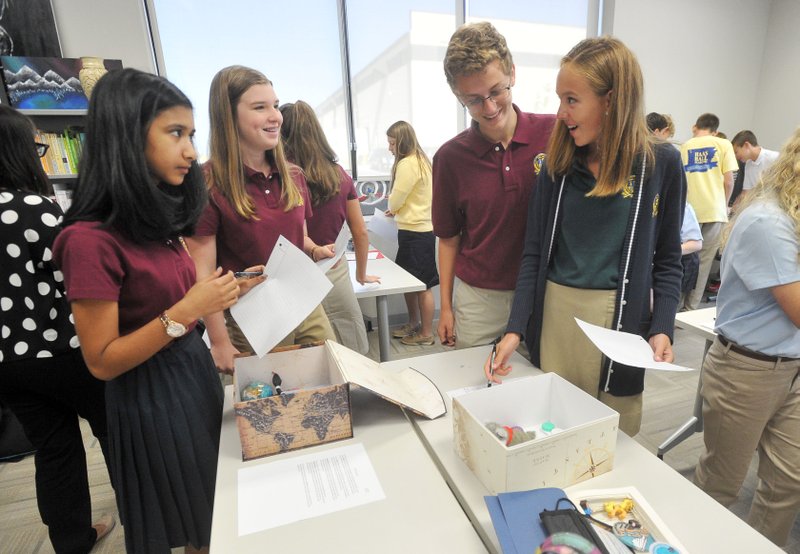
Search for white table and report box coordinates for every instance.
[348,256,424,362]
[388,346,780,554]
[657,307,717,459]
[210,385,486,553]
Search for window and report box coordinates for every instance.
[467,0,589,115]
[149,0,346,166]
[148,0,595,174]
[344,1,455,177]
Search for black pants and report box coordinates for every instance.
[0,349,110,554]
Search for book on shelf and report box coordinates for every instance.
[35,127,85,177]
[34,130,53,174]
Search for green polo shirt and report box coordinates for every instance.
[548,160,631,289]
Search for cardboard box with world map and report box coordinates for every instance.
[452,373,619,494]
[233,340,446,461]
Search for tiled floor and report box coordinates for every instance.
[1,312,798,553]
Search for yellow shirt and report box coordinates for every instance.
[680,135,738,223]
[388,156,433,232]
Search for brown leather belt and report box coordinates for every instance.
[718,335,800,363]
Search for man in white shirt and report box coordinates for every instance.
[732,130,779,204]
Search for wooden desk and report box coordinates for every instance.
[210,385,485,553]
[389,346,780,554]
[657,307,717,458]
[348,256,424,362]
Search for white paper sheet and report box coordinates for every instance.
[316,223,352,274]
[229,236,332,357]
[575,318,692,371]
[366,210,398,260]
[237,443,385,536]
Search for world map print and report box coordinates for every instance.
[234,385,352,461]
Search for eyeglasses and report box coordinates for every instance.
[459,83,512,110]
[35,142,49,158]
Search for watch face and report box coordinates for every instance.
[166,321,187,338]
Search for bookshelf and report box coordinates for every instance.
[0,78,88,182]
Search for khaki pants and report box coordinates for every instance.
[685,221,723,310]
[224,304,335,355]
[322,260,369,354]
[693,338,800,547]
[540,280,643,436]
[453,279,514,349]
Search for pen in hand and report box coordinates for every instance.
[487,341,497,388]
[234,270,263,279]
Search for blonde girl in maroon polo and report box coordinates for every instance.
[188,66,335,373]
[280,100,379,354]
[54,69,241,553]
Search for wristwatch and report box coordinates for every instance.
[159,311,187,338]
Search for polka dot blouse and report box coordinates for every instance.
[0,188,78,364]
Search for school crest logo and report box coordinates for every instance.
[621,175,635,198]
[652,194,660,217]
[533,153,546,175]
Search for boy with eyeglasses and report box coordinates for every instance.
[432,21,555,349]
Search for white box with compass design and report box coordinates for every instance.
[452,373,619,494]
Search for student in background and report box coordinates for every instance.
[679,203,703,308]
[646,112,671,140]
[386,120,438,346]
[0,105,114,553]
[647,111,703,306]
[433,21,554,348]
[681,113,738,310]
[731,130,779,205]
[485,37,684,436]
[53,69,240,553]
[279,100,378,354]
[188,66,334,373]
[693,127,800,547]
[663,114,679,149]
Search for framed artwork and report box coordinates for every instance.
[0,0,61,57]
[1,56,123,109]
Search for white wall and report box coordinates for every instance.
[612,0,771,144]
[752,0,800,150]
[51,0,155,73]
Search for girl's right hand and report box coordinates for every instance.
[181,267,240,320]
[483,333,520,384]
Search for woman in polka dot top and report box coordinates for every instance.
[0,105,114,551]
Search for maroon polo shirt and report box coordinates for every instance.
[195,164,312,272]
[432,105,555,290]
[53,221,197,336]
[305,164,356,245]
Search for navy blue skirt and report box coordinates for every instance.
[105,331,223,553]
[395,230,439,290]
